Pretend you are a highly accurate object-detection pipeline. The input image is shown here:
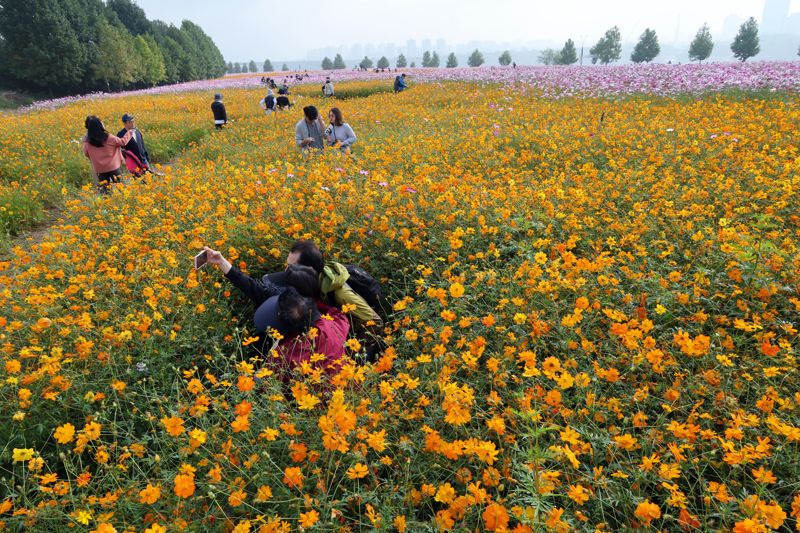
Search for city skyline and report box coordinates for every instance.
[132,0,800,63]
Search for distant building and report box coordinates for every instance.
[406,39,417,59]
[761,0,791,34]
[722,14,747,39]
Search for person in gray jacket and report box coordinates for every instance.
[324,108,357,152]
[295,105,326,151]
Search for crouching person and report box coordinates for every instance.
[203,246,349,380]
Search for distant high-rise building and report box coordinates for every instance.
[722,14,746,38]
[422,38,432,53]
[436,39,446,54]
[406,39,418,58]
[762,0,791,34]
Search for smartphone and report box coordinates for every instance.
[194,250,208,270]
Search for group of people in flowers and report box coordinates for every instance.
[201,240,386,382]
[82,71,416,190]
[82,113,154,193]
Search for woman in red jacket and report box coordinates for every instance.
[82,116,133,193]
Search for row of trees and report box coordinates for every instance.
[0,0,226,95]
[565,19,760,65]
[316,18,764,72]
[314,17,763,73]
[319,49,505,70]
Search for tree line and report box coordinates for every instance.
[317,17,777,71]
[543,19,763,65]
[0,0,226,96]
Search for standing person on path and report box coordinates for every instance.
[324,107,356,152]
[211,94,227,129]
[295,105,326,151]
[322,77,334,97]
[82,116,133,193]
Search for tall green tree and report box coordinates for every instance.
[321,57,333,69]
[132,34,165,86]
[227,61,233,73]
[538,48,560,65]
[248,60,257,72]
[155,34,186,84]
[281,63,290,71]
[263,59,274,71]
[333,54,346,69]
[359,56,373,69]
[689,24,714,62]
[93,19,136,90]
[377,56,389,69]
[731,17,760,62]
[181,20,225,77]
[631,28,660,63]
[590,26,622,64]
[430,52,440,67]
[467,49,484,67]
[0,0,88,93]
[64,0,106,91]
[106,0,151,35]
[446,52,458,68]
[559,39,578,65]
[422,51,432,67]
[396,54,407,68]
[233,63,241,73]
[498,50,512,66]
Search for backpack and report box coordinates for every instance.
[345,265,387,318]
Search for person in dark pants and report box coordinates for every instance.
[117,113,150,169]
[82,115,133,193]
[211,94,227,129]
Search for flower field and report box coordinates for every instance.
[1,72,799,532]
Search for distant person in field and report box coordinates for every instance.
[117,113,150,174]
[260,90,277,114]
[295,105,326,151]
[322,77,334,97]
[211,93,227,129]
[393,73,407,93]
[82,115,133,193]
[324,107,356,152]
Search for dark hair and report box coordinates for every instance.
[85,116,109,148]
[329,107,344,127]
[285,264,321,299]
[303,105,318,120]
[290,240,324,273]
[278,287,319,336]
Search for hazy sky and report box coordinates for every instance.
[133,0,797,60]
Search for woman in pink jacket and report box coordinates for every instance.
[83,116,133,192]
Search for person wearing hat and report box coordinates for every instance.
[211,94,227,129]
[117,113,150,171]
[201,246,350,378]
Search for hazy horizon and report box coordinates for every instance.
[133,0,800,62]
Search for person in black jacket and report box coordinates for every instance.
[117,113,150,170]
[211,94,227,129]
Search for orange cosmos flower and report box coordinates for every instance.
[634,500,661,525]
[283,466,303,489]
[138,483,161,505]
[173,473,195,498]
[482,502,509,531]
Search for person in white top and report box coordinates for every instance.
[324,108,356,152]
[322,77,334,97]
